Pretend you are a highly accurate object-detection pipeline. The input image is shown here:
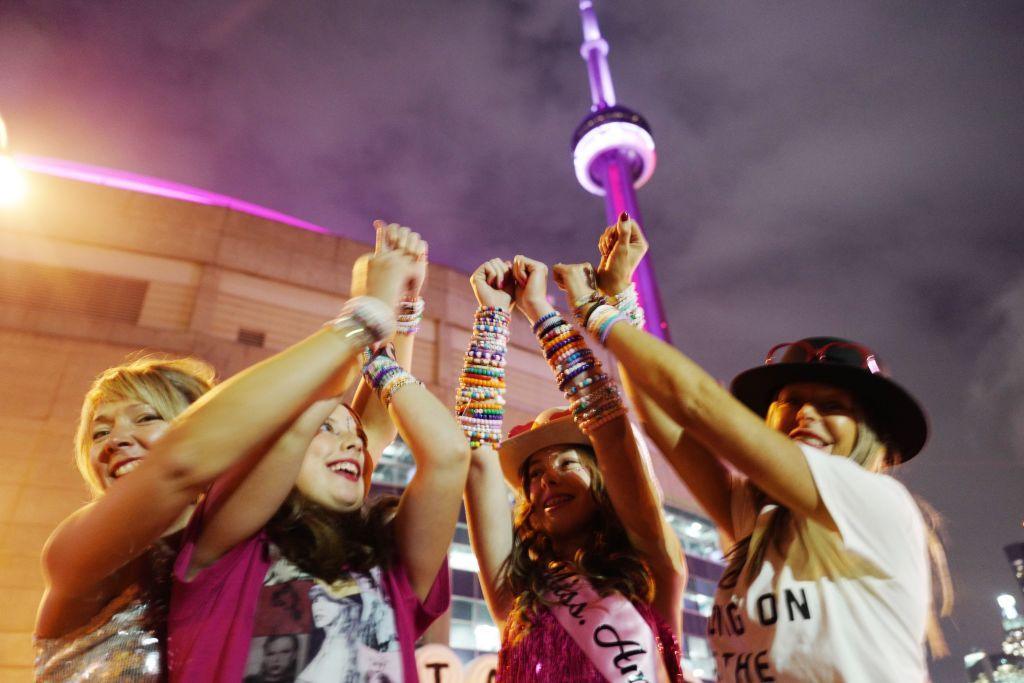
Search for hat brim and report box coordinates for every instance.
[730,363,928,462]
[498,416,591,488]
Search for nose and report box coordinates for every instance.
[338,434,363,453]
[795,401,822,424]
[99,425,134,462]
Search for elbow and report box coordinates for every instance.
[668,373,721,429]
[151,445,213,499]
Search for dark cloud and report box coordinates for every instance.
[2,1,1023,679]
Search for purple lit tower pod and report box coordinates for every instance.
[572,0,670,341]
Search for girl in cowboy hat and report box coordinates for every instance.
[553,212,952,682]
[457,256,687,682]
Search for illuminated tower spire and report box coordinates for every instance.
[572,0,669,340]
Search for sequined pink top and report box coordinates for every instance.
[497,600,683,682]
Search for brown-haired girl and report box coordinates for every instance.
[459,256,686,682]
[34,222,421,681]
[167,227,469,682]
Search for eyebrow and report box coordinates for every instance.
[91,403,149,424]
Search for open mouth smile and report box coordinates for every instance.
[326,458,361,482]
[542,493,574,513]
[788,429,832,450]
[110,458,142,479]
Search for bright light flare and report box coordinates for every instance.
[0,156,27,206]
[998,593,1019,619]
[473,624,501,652]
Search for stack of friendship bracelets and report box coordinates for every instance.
[324,296,396,347]
[455,307,510,448]
[396,297,424,335]
[362,343,421,408]
[573,284,647,346]
[609,283,645,329]
[533,309,626,434]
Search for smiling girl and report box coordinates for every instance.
[167,227,468,683]
[34,224,416,681]
[458,256,686,682]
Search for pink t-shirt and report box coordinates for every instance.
[167,501,449,682]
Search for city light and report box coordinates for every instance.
[998,594,1019,620]
[0,156,27,206]
[472,624,501,653]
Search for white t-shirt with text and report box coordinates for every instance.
[707,444,930,682]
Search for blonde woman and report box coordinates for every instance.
[34,227,418,680]
[552,214,952,682]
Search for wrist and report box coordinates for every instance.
[522,298,554,324]
[599,277,631,296]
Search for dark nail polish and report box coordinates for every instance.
[619,211,629,222]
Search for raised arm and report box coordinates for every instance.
[40,252,404,606]
[185,246,420,572]
[459,259,517,626]
[517,256,685,583]
[595,216,736,540]
[388,375,472,601]
[351,221,426,457]
[586,280,833,529]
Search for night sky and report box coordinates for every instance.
[2,1,1023,679]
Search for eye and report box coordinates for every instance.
[137,413,162,424]
[820,401,849,413]
[319,421,334,433]
[91,428,110,441]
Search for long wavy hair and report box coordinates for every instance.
[499,445,654,640]
[719,411,954,657]
[265,405,399,581]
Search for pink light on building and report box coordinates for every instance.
[12,154,333,235]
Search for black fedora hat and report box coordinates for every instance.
[730,337,928,462]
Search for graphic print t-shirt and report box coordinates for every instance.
[244,547,402,683]
[707,445,930,683]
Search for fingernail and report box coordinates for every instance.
[619,211,629,222]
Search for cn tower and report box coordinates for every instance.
[571,0,670,341]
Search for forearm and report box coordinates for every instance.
[618,362,684,455]
[605,322,821,520]
[464,446,514,626]
[153,326,367,490]
[355,331,415,456]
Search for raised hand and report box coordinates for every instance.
[552,262,599,308]
[374,220,428,300]
[511,255,553,324]
[470,258,515,310]
[351,226,424,308]
[596,211,649,295]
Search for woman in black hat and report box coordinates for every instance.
[550,214,951,682]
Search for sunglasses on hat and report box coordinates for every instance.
[764,340,886,375]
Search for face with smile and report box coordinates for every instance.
[523,446,600,541]
[88,400,171,488]
[767,382,860,456]
[295,404,370,512]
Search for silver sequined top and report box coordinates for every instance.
[34,582,164,682]
[34,540,175,682]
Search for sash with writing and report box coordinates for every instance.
[545,568,667,683]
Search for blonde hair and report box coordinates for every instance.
[74,355,216,496]
[721,417,954,658]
